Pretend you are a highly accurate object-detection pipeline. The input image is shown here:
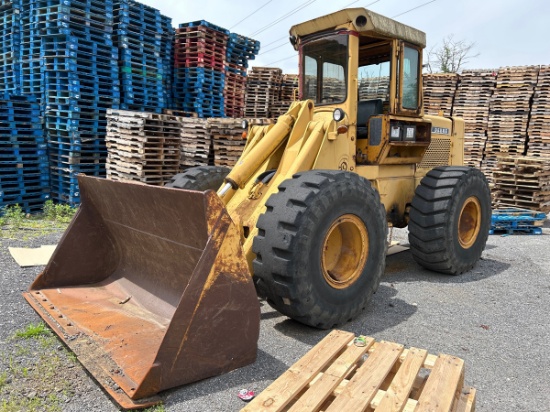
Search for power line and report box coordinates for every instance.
[229,1,273,30]
[265,54,299,66]
[259,0,384,65]
[262,36,288,49]
[256,0,380,48]
[249,0,319,37]
[362,0,380,9]
[259,39,291,55]
[392,0,436,18]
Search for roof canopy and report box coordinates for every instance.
[289,8,426,48]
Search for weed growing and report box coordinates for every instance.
[0,201,77,239]
[12,322,51,340]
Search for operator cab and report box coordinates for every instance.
[291,8,431,165]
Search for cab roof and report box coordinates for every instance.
[289,8,426,49]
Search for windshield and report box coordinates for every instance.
[301,34,348,105]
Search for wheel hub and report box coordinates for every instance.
[458,196,482,249]
[321,214,368,289]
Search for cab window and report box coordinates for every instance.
[302,34,348,105]
[402,46,420,110]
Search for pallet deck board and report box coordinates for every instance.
[242,330,476,412]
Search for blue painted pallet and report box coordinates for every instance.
[0,183,50,198]
[0,170,49,181]
[119,75,164,91]
[119,64,164,78]
[0,171,49,181]
[489,208,546,235]
[42,70,119,83]
[34,0,113,15]
[0,93,38,103]
[41,81,118,94]
[36,26,112,44]
[41,44,118,61]
[118,103,163,113]
[45,119,105,132]
[31,16,113,33]
[0,197,51,213]
[44,109,103,120]
[115,33,161,49]
[489,227,543,235]
[42,95,120,108]
[0,147,47,157]
[0,127,43,136]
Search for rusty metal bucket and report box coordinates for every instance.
[23,175,260,409]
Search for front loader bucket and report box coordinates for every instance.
[23,175,260,409]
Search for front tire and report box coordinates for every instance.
[408,166,491,275]
[165,166,230,191]
[252,170,388,329]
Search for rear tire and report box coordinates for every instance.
[408,166,491,275]
[252,170,388,329]
[165,166,230,191]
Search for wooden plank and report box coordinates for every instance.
[324,341,403,412]
[288,338,374,412]
[453,386,476,412]
[241,330,354,412]
[376,347,428,412]
[415,354,465,412]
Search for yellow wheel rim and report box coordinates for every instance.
[458,196,482,249]
[321,214,368,289]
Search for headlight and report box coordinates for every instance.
[241,119,249,129]
[333,108,345,122]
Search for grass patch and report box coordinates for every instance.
[144,405,166,412]
[0,372,7,390]
[0,348,73,412]
[0,201,76,239]
[43,200,76,224]
[0,395,61,412]
[13,322,51,340]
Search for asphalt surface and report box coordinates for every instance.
[1,222,549,412]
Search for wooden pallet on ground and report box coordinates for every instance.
[491,155,550,212]
[242,330,476,412]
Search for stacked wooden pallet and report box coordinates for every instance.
[209,118,246,167]
[452,69,497,167]
[244,67,283,118]
[483,66,539,182]
[527,65,550,157]
[269,74,298,118]
[179,117,212,167]
[422,73,458,117]
[492,156,550,212]
[242,330,476,412]
[358,76,390,101]
[105,109,180,185]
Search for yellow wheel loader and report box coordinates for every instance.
[24,7,491,408]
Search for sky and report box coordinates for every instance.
[140,0,550,74]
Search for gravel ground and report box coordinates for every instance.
[1,222,549,412]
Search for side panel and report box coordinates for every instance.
[357,164,416,227]
[416,115,465,183]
